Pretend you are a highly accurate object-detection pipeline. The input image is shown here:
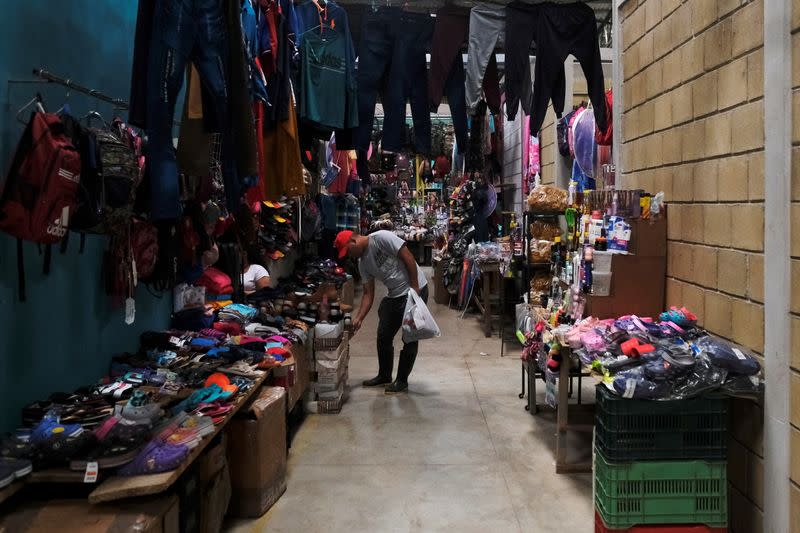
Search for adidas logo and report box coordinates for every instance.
[46,222,67,237]
[58,167,79,183]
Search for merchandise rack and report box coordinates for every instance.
[19,348,303,504]
[87,361,278,503]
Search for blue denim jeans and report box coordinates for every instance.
[146,0,237,220]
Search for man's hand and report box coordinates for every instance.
[352,317,363,334]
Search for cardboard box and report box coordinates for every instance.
[315,333,349,362]
[226,387,287,518]
[314,368,349,394]
[272,342,311,411]
[199,434,227,484]
[0,495,180,533]
[317,380,346,400]
[201,463,231,533]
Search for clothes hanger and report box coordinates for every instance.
[56,87,71,115]
[16,92,45,124]
[83,110,109,128]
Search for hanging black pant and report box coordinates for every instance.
[504,1,564,122]
[428,6,470,153]
[382,11,434,155]
[356,7,399,152]
[529,2,608,136]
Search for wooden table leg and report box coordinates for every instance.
[556,354,570,468]
[483,273,492,337]
[555,352,593,474]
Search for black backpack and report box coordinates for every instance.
[71,122,140,235]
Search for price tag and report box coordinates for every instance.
[132,259,138,287]
[84,461,99,483]
[169,336,181,345]
[125,297,135,325]
[733,348,746,360]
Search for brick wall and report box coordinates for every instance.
[791,1,800,531]
[539,106,558,185]
[503,101,524,212]
[620,1,765,531]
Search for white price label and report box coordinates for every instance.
[733,348,746,360]
[84,461,99,483]
[125,297,135,325]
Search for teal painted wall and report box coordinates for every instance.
[0,2,171,432]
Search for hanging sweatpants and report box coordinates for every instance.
[427,6,470,153]
[530,2,608,136]
[382,11,434,155]
[356,6,399,152]
[504,1,563,121]
[465,4,504,114]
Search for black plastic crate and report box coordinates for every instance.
[595,385,728,461]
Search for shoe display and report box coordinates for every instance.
[0,457,32,488]
[117,440,190,477]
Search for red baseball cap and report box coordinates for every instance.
[334,230,353,259]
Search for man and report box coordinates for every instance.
[334,229,429,394]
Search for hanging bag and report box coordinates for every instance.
[71,120,140,235]
[401,289,441,343]
[0,111,81,300]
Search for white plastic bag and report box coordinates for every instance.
[401,290,441,343]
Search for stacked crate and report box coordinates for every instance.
[594,385,729,532]
[311,328,350,414]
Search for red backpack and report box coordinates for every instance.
[0,112,81,300]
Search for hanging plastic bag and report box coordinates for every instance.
[402,290,441,343]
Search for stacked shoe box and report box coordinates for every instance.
[593,385,729,532]
[312,325,350,414]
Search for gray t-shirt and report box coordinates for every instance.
[358,230,428,298]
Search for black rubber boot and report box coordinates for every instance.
[363,375,392,387]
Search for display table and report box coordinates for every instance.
[473,262,504,338]
[16,343,308,505]
[88,366,273,504]
[520,350,593,474]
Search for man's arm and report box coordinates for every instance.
[352,278,375,333]
[398,244,420,293]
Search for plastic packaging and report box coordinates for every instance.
[527,185,568,213]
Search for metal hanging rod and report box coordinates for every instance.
[31,68,129,109]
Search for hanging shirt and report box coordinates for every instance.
[296,1,358,131]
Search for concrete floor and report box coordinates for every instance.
[228,271,595,533]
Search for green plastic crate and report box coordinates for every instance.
[595,385,728,461]
[594,449,728,529]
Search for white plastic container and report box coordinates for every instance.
[593,250,613,273]
[592,271,612,296]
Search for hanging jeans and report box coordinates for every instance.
[377,285,429,382]
[465,4,504,114]
[356,6,400,152]
[505,1,558,121]
[427,5,471,154]
[382,11,434,154]
[146,0,237,220]
[530,2,608,136]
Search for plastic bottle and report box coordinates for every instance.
[595,228,608,252]
[568,180,577,207]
